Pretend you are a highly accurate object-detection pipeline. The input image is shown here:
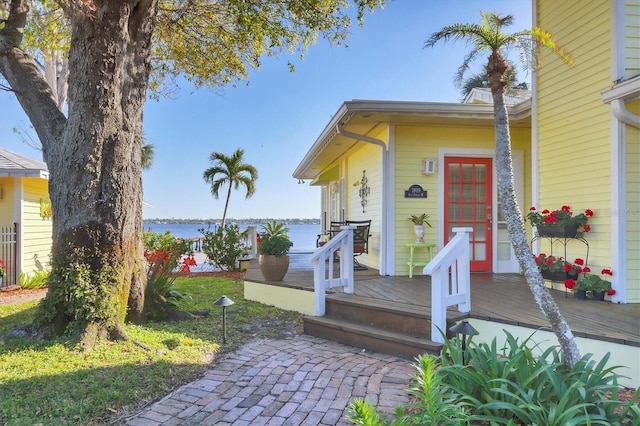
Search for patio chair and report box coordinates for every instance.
[346,220,371,270]
[316,221,347,247]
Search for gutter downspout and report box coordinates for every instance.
[609,100,639,304]
[336,123,390,276]
[611,99,640,128]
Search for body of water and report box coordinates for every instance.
[144,222,321,253]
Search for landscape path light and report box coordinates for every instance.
[449,320,479,365]
[213,295,235,344]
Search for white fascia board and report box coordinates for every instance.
[293,99,532,179]
[601,75,640,103]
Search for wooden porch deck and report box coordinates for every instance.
[245,254,640,347]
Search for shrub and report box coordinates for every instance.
[143,230,194,306]
[200,225,249,271]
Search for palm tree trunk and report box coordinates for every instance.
[489,53,581,366]
[221,184,233,228]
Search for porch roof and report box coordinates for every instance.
[293,99,531,180]
[0,149,49,179]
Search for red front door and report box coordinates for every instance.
[444,157,493,272]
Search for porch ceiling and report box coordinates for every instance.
[293,99,531,180]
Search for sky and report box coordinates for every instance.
[0,0,532,220]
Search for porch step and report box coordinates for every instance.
[303,294,463,359]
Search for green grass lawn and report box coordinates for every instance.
[0,277,302,425]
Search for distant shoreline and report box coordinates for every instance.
[143,218,320,225]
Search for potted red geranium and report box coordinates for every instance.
[527,205,593,237]
[564,267,614,300]
[534,254,581,282]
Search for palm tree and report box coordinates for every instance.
[141,142,154,170]
[203,149,258,228]
[459,69,527,101]
[425,12,581,366]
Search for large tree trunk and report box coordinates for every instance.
[488,51,581,367]
[1,0,158,347]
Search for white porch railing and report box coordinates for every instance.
[423,227,473,343]
[310,225,355,315]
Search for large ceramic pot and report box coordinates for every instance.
[259,254,290,281]
[536,224,579,238]
[413,225,425,243]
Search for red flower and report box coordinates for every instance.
[564,279,576,290]
[606,288,616,296]
[585,209,594,217]
[582,224,591,233]
[563,263,573,272]
[582,266,591,273]
[574,258,584,266]
[529,206,536,211]
[561,205,571,212]
[601,268,613,276]
[541,209,550,214]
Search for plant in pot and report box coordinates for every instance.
[409,213,432,243]
[259,221,293,281]
[534,253,581,282]
[564,267,614,300]
[527,205,593,237]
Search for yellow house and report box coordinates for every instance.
[535,0,640,303]
[0,149,52,288]
[294,1,639,305]
[293,100,532,276]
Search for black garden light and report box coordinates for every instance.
[449,320,479,365]
[213,295,235,344]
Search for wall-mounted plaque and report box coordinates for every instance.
[404,184,427,198]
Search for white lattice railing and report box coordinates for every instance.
[310,225,355,315]
[423,227,473,343]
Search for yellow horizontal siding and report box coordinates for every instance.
[626,0,640,78]
[21,178,52,274]
[626,116,640,302]
[346,142,381,268]
[0,178,16,225]
[537,0,614,275]
[393,124,531,275]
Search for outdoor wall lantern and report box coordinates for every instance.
[213,295,235,344]
[449,320,479,365]
[423,158,437,175]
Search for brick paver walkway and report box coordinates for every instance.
[123,335,415,425]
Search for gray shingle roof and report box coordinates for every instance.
[0,148,49,178]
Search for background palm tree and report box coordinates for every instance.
[141,142,154,170]
[459,69,528,101]
[203,148,258,228]
[425,12,580,366]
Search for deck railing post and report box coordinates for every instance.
[425,227,473,344]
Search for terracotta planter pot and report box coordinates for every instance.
[536,224,579,238]
[259,254,290,281]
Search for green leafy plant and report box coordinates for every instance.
[347,354,469,425]
[259,221,293,257]
[409,213,432,227]
[0,258,5,277]
[200,224,249,271]
[18,269,50,289]
[438,331,638,424]
[143,231,195,306]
